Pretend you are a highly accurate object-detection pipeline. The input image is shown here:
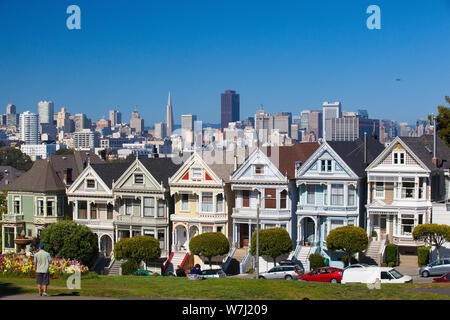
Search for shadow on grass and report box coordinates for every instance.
[51,291,81,297]
[0,282,25,297]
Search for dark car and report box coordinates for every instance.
[432,272,450,283]
[299,267,343,283]
[133,270,162,277]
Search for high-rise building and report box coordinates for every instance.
[166,92,174,136]
[273,113,291,136]
[300,110,310,132]
[38,101,54,125]
[109,109,122,127]
[221,90,240,129]
[6,103,16,115]
[6,103,18,129]
[308,111,322,140]
[154,122,167,139]
[130,109,144,134]
[322,101,342,140]
[181,114,197,131]
[327,116,380,141]
[73,129,100,150]
[72,113,89,132]
[19,111,39,144]
[56,107,72,132]
[399,122,411,137]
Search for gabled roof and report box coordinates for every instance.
[276,142,320,179]
[399,135,450,170]
[327,137,384,177]
[49,151,103,185]
[139,158,182,188]
[0,166,24,190]
[7,159,66,192]
[90,162,131,188]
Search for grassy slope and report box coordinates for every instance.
[0,275,449,300]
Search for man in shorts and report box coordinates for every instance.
[34,243,51,296]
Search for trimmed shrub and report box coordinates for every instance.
[249,228,292,266]
[341,255,358,266]
[189,232,230,267]
[385,244,398,265]
[326,226,368,267]
[309,253,325,270]
[417,246,431,266]
[371,230,377,238]
[380,263,387,267]
[114,236,161,265]
[388,262,395,267]
[121,259,138,275]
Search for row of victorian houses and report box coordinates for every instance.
[1,134,449,274]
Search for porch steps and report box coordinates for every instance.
[296,246,314,270]
[361,241,384,265]
[107,259,125,276]
[164,252,189,275]
[224,248,248,275]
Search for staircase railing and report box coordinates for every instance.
[222,247,236,273]
[104,253,115,275]
[240,249,254,274]
[162,252,175,275]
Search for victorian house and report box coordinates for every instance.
[366,135,450,257]
[294,137,384,269]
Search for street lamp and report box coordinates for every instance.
[256,191,260,279]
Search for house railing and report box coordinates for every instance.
[222,247,236,273]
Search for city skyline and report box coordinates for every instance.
[0,1,448,125]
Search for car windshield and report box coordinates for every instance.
[389,269,404,279]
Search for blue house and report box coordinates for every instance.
[293,137,384,269]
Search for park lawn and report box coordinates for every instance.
[0,274,449,300]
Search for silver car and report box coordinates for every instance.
[199,269,227,278]
[419,258,450,277]
[258,265,304,280]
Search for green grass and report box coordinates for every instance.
[0,274,449,300]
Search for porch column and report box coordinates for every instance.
[129,225,132,237]
[248,222,252,246]
[344,182,348,206]
[74,201,78,220]
[140,196,144,217]
[213,192,217,214]
[87,201,91,220]
[314,218,319,246]
[297,221,301,245]
[115,226,118,243]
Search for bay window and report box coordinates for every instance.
[306,185,315,205]
[348,185,356,206]
[216,194,224,212]
[157,200,165,217]
[202,192,213,212]
[331,184,344,205]
[144,197,155,217]
[264,189,276,209]
[78,201,87,219]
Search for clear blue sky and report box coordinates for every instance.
[0,0,449,125]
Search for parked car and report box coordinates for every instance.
[343,263,371,271]
[258,265,304,280]
[341,267,412,284]
[199,269,227,278]
[299,267,343,283]
[432,272,450,283]
[278,260,305,274]
[419,258,450,277]
[133,270,162,277]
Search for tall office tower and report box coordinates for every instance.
[19,111,39,144]
[130,109,144,134]
[327,116,380,141]
[56,107,71,131]
[73,129,100,150]
[300,110,310,132]
[166,92,174,136]
[399,122,411,137]
[154,122,167,139]
[38,101,54,125]
[109,109,122,127]
[6,103,16,115]
[72,113,89,132]
[273,113,291,136]
[357,109,369,118]
[181,114,197,131]
[291,123,300,141]
[221,90,240,129]
[308,111,323,139]
[322,101,342,140]
[6,103,18,128]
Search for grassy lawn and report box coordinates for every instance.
[0,274,449,300]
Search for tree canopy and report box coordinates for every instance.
[326,226,368,266]
[0,147,33,171]
[429,96,450,147]
[114,236,161,266]
[413,224,450,260]
[54,148,75,155]
[250,228,293,265]
[189,232,230,267]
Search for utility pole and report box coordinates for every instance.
[256,191,260,279]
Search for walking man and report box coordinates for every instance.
[34,243,51,296]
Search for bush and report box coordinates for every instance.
[388,262,395,267]
[341,255,358,266]
[40,221,98,267]
[121,259,138,275]
[385,244,398,265]
[417,246,431,266]
[326,226,368,267]
[114,236,161,265]
[381,263,388,267]
[249,228,292,266]
[371,230,377,237]
[309,253,325,270]
[190,232,230,267]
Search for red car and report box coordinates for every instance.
[432,272,450,283]
[299,267,343,283]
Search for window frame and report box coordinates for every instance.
[375,182,385,199]
[254,165,265,175]
[331,184,344,206]
[180,194,190,211]
[143,197,155,217]
[191,167,203,180]
[86,179,96,189]
[134,173,144,184]
[201,192,213,213]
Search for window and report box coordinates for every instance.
[3,227,14,249]
[202,226,213,233]
[323,185,328,205]
[202,192,213,212]
[144,229,155,238]
[14,197,20,214]
[90,204,97,219]
[216,226,223,233]
[216,194,224,212]
[125,199,133,215]
[191,168,202,180]
[107,204,114,220]
[264,189,276,209]
[46,199,55,216]
[157,200,165,217]
[401,218,415,235]
[254,165,264,175]
[375,182,384,199]
[242,190,250,207]
[330,219,344,230]
[331,184,344,205]
[401,182,415,199]
[78,201,87,219]
[280,190,287,209]
[181,194,189,211]
[418,214,423,225]
[134,174,144,184]
[348,185,355,206]
[144,197,155,217]
[381,272,393,280]
[347,220,355,226]
[86,179,95,188]
[393,151,405,164]
[306,185,315,205]
[37,199,44,216]
[157,230,165,249]
[320,160,332,172]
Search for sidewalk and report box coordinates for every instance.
[0,294,116,300]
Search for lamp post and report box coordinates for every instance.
[256,191,260,279]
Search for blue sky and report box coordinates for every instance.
[0,0,449,125]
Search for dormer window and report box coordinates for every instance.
[134,174,144,184]
[320,160,332,172]
[191,168,202,180]
[254,165,264,175]
[393,151,405,164]
[86,179,96,189]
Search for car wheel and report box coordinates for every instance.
[258,276,265,279]
[330,278,338,283]
[285,275,293,280]
[422,271,430,278]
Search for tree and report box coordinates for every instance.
[0,147,33,171]
[189,232,230,268]
[55,148,75,155]
[0,190,6,249]
[412,224,450,260]
[113,236,161,266]
[428,96,450,147]
[326,226,368,267]
[40,220,98,266]
[249,228,293,266]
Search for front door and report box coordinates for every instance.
[239,224,249,248]
[380,216,387,240]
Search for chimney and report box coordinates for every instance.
[63,168,73,184]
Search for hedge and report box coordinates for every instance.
[385,244,398,265]
[121,259,138,275]
[417,246,431,267]
[309,253,325,270]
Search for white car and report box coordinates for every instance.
[341,267,412,284]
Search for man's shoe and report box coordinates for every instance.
[42,292,49,296]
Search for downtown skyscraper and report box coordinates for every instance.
[221,90,240,129]
[166,91,174,137]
